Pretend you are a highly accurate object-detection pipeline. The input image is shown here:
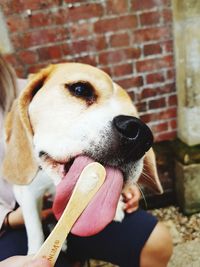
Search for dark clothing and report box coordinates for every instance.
[0,209,157,267]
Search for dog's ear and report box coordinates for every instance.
[2,65,54,185]
[139,148,163,194]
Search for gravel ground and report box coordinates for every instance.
[151,206,200,267]
[89,205,200,267]
[151,206,200,245]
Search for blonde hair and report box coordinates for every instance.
[0,54,17,113]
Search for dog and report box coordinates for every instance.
[2,63,163,254]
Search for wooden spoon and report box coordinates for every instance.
[34,162,106,266]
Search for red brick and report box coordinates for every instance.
[71,39,95,54]
[161,83,176,93]
[28,12,53,28]
[159,107,177,120]
[168,94,177,106]
[163,0,171,7]
[15,66,26,78]
[140,11,160,26]
[72,55,97,66]
[6,15,28,32]
[4,54,19,67]
[140,114,157,123]
[133,27,171,43]
[140,83,175,99]
[113,63,133,77]
[67,3,103,22]
[62,43,71,56]
[167,69,175,80]
[27,63,49,74]
[99,47,141,65]
[128,91,135,101]
[143,43,162,56]
[136,55,173,72]
[0,0,10,4]
[65,0,87,3]
[155,131,177,142]
[149,97,166,109]
[94,36,107,51]
[106,0,128,14]
[136,101,147,112]
[0,1,12,16]
[2,0,60,15]
[1,0,34,15]
[53,8,69,25]
[116,76,143,89]
[70,37,106,55]
[69,23,91,39]
[140,113,155,123]
[162,40,174,53]
[110,33,130,48]
[152,122,169,133]
[141,107,177,123]
[18,50,38,64]
[38,45,62,61]
[94,15,137,34]
[146,72,165,84]
[10,35,23,51]
[132,0,168,11]
[21,28,68,48]
[101,66,112,77]
[0,0,176,146]
[141,88,157,99]
[140,83,174,99]
[162,9,172,23]
[169,119,177,129]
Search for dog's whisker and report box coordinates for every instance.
[133,182,147,209]
[141,171,158,187]
[143,161,154,167]
[141,170,154,182]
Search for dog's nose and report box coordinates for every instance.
[113,115,153,161]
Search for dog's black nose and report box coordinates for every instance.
[113,115,153,162]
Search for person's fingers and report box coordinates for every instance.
[6,208,24,229]
[0,256,32,267]
[0,256,51,267]
[123,185,141,213]
[23,258,51,267]
[125,199,139,213]
[41,208,54,221]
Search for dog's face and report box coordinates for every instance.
[2,63,162,193]
[26,63,149,185]
[2,63,163,236]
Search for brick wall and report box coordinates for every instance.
[0,0,176,142]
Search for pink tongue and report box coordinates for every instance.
[53,155,123,236]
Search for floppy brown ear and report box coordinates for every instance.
[2,65,54,185]
[139,148,163,194]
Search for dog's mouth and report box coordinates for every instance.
[40,153,124,236]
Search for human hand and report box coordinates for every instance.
[7,207,54,229]
[0,256,51,267]
[122,184,141,213]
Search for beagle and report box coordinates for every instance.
[2,63,163,254]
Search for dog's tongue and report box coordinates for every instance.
[53,155,123,236]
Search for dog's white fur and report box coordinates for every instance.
[2,63,162,254]
[13,172,55,254]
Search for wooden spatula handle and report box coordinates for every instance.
[34,162,106,266]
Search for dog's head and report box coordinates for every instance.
[2,63,163,235]
[2,63,162,191]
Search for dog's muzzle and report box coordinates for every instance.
[113,115,153,163]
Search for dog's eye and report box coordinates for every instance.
[67,82,95,99]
